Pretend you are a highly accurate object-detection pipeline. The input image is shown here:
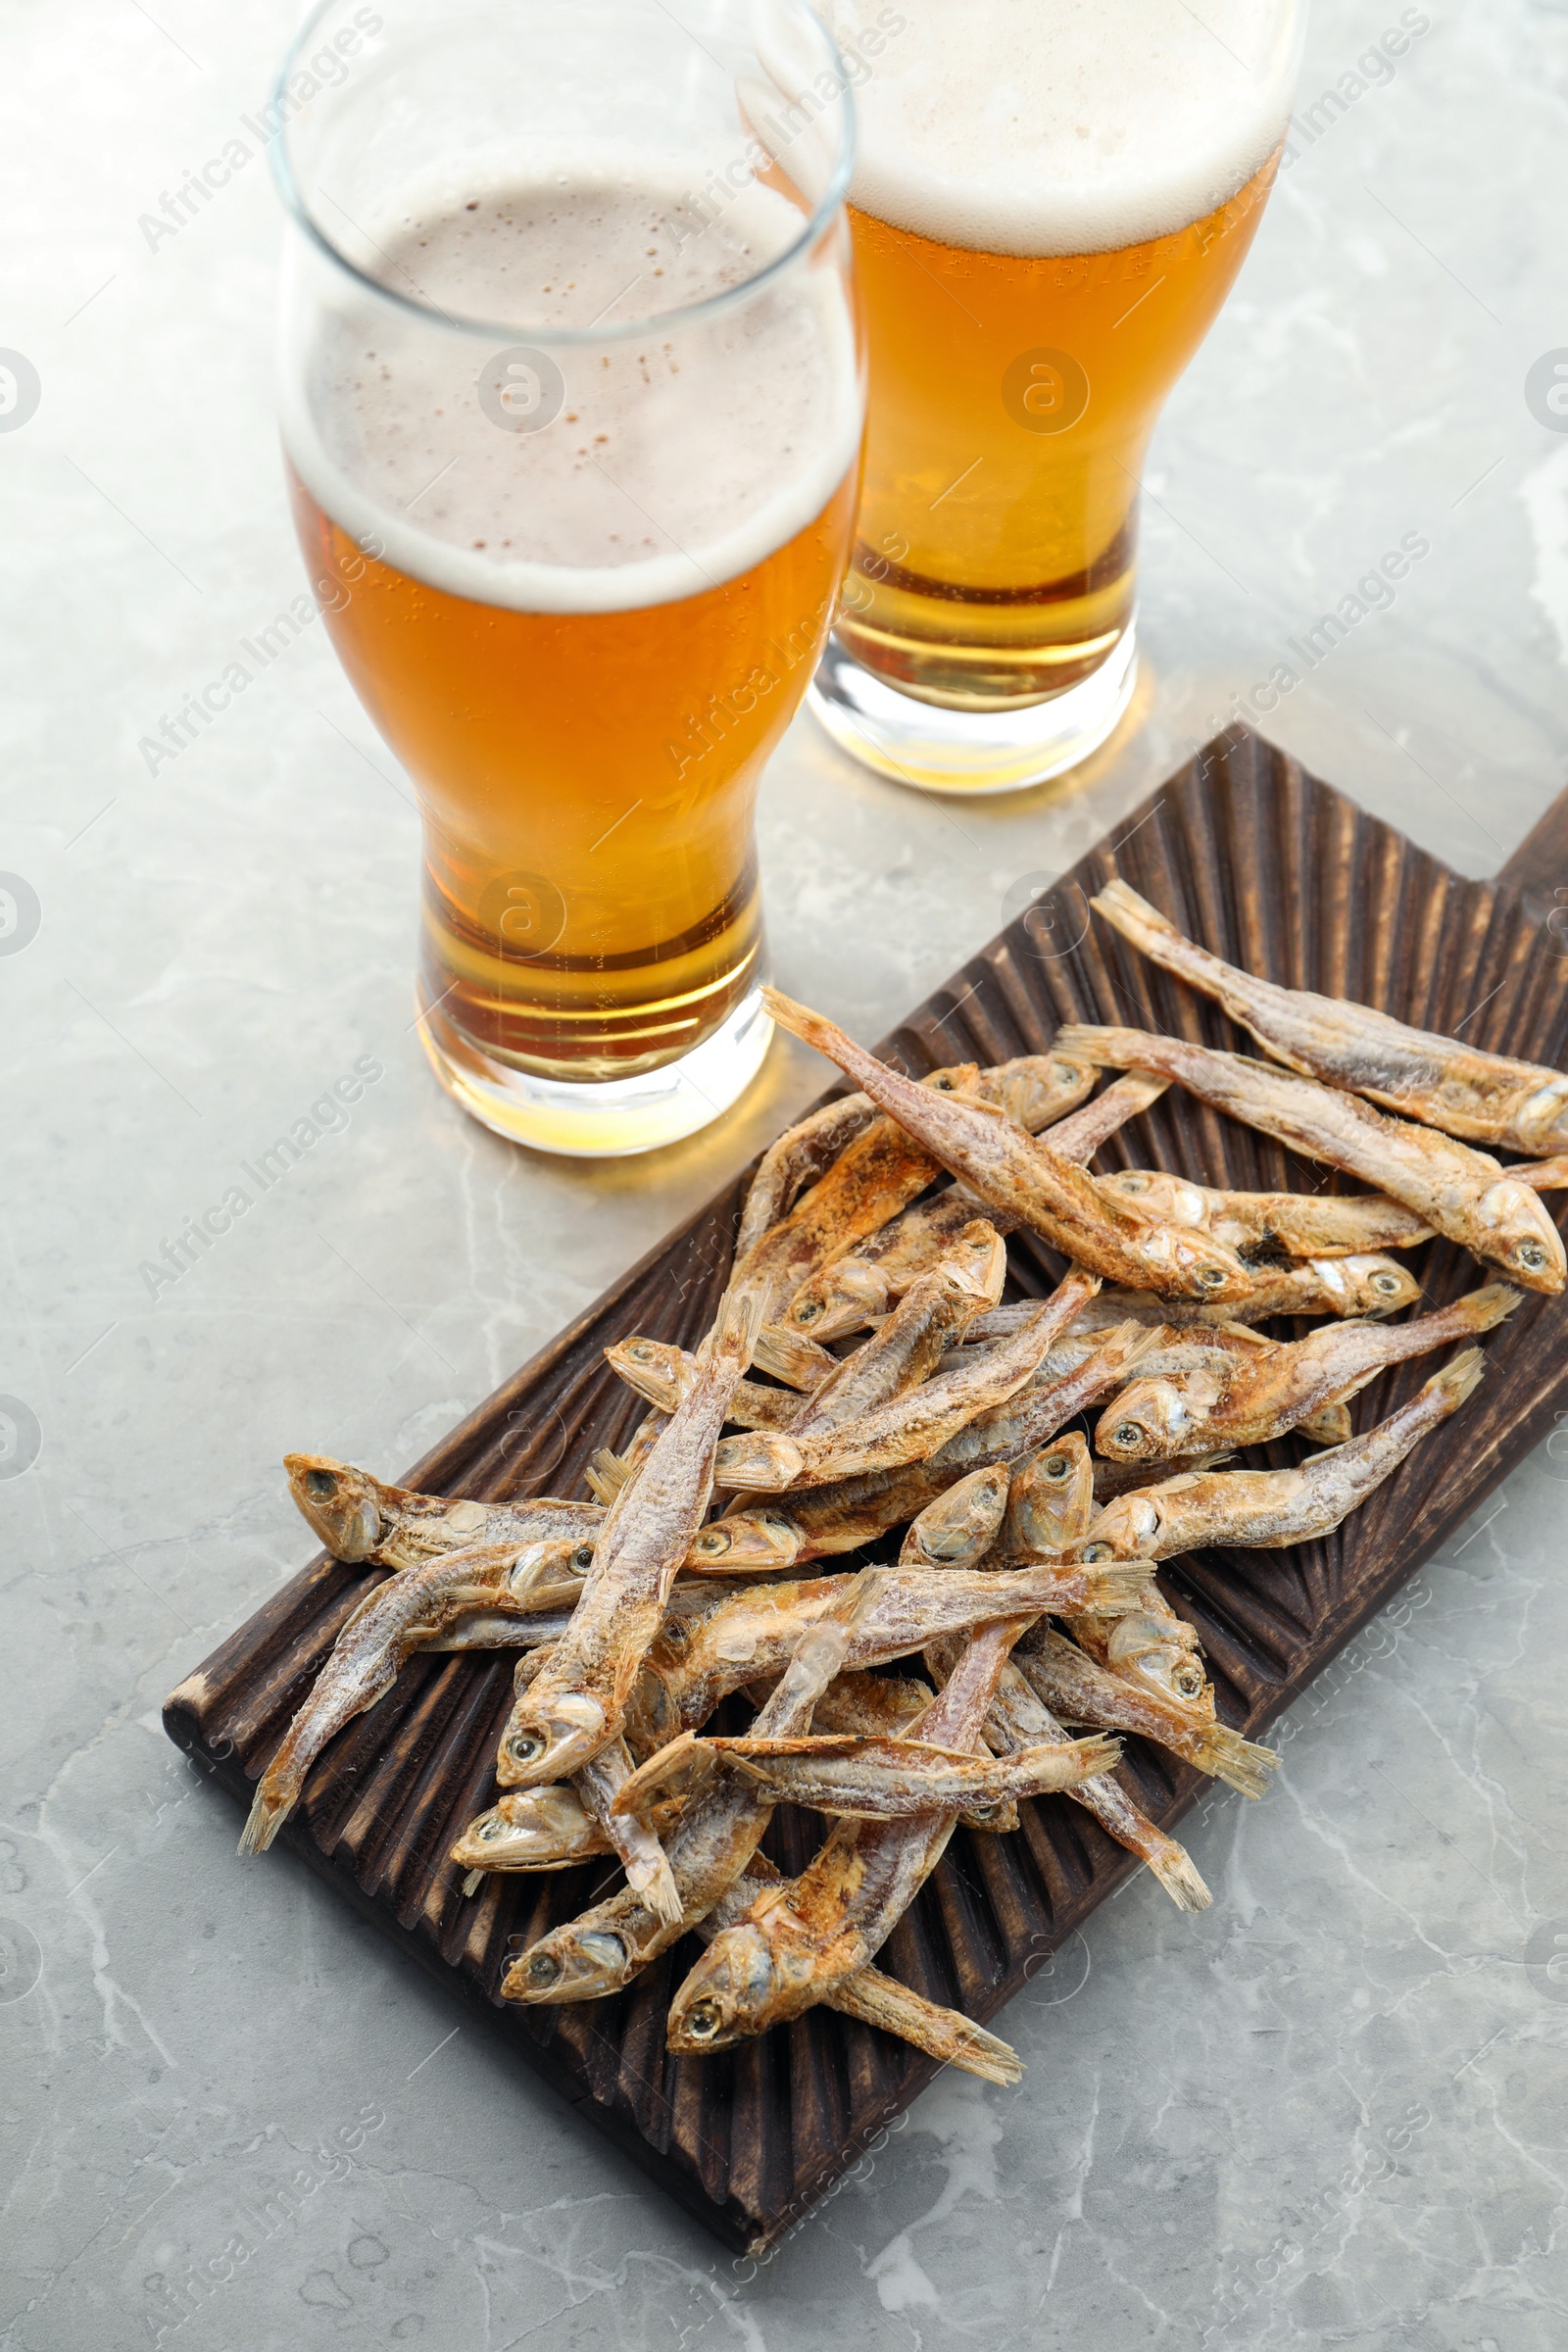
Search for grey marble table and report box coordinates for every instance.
[4,2,1567,2345]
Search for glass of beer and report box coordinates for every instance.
[271,0,861,1153]
[810,0,1306,796]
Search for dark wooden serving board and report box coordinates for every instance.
[164,727,1568,2254]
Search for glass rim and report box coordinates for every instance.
[270,0,858,346]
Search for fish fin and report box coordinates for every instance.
[1076,1565,1163,1615]
[237,1781,287,1856]
[1048,1023,1155,1071]
[1090,877,1180,952]
[1146,1838,1212,1913]
[1191,1723,1279,1800]
[462,1868,484,1897]
[1428,1346,1485,1410]
[1297,1401,1353,1446]
[630,1845,685,1930]
[585,1446,633,1505]
[826,1969,1024,2087]
[1458,1281,1523,1331]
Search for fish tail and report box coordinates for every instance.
[1066,1734,1124,1782]
[237,1776,291,1856]
[1451,1283,1523,1333]
[716,1278,774,1370]
[585,1445,634,1505]
[1145,1836,1212,1913]
[1426,1345,1485,1412]
[1049,1023,1160,1072]
[1075,1565,1160,1614]
[1090,878,1183,956]
[1192,1723,1280,1800]
[826,1968,1024,2087]
[629,1846,686,1929]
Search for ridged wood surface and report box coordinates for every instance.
[164,727,1568,2252]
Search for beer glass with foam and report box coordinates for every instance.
[810,0,1306,795]
[272,0,862,1152]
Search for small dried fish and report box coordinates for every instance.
[1097,1168,1435,1257]
[1093,877,1568,1154]
[450,1786,612,1875]
[789,1229,1006,1430]
[732,1065,982,1305]
[783,1072,1168,1340]
[1016,1629,1278,1797]
[1096,1283,1519,1460]
[993,1430,1097,1561]
[696,1855,1025,2085]
[1064,1254,1423,1327]
[763,990,1272,1301]
[1074,1348,1485,1558]
[239,1538,579,1854]
[699,1727,1116,1817]
[736,1095,881,1263]
[666,1610,1051,2049]
[496,1285,767,1792]
[606,1339,809,1433]
[284,1452,601,1567]
[978,1658,1210,1912]
[714,1276,1094,1493]
[501,1573,887,2002]
[899,1465,1012,1567]
[1054,1024,1566,1293]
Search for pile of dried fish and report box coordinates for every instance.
[241,883,1558,2087]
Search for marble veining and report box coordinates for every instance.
[3,0,1568,2342]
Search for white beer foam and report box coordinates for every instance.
[825,0,1298,257]
[283,172,860,613]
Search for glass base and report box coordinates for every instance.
[808,620,1138,796]
[415,984,773,1157]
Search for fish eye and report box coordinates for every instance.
[477,1817,503,1842]
[1111,1423,1143,1450]
[570,1545,595,1571]
[794,1298,823,1323]
[508,1732,546,1765]
[1042,1455,1069,1481]
[967,1231,991,1249]
[1081,1541,1114,1563]
[1517,1241,1547,1270]
[1196,1267,1227,1289]
[1174,1664,1205,1699]
[1054,1062,1078,1084]
[627,1341,655,1361]
[1120,1175,1147,1193]
[692,1528,731,1556]
[1371,1272,1401,1294]
[931,1074,954,1091]
[305,1469,337,1499]
[524,1949,562,1987]
[684,1997,725,2040]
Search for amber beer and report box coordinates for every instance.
[280,153,860,1150]
[813,0,1303,787]
[292,470,856,1083]
[839,158,1279,710]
